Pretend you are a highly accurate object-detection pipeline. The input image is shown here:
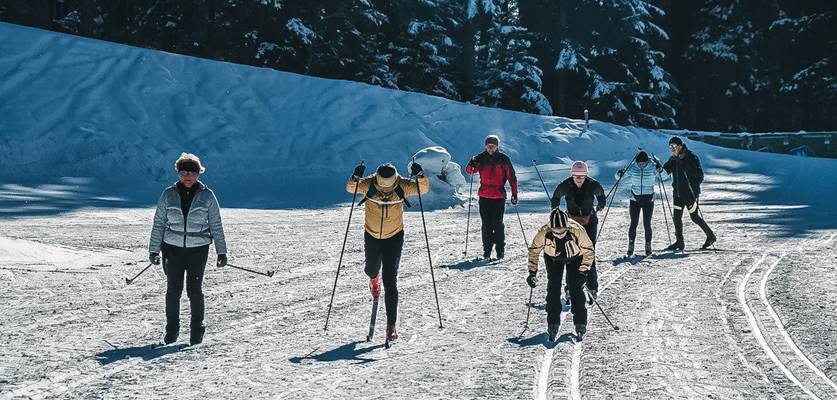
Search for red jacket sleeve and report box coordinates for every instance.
[506,163,518,196]
[465,161,480,174]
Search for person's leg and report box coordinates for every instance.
[381,231,405,326]
[584,214,599,292]
[162,243,186,338]
[689,203,715,241]
[672,197,685,245]
[642,200,654,244]
[566,260,588,326]
[478,197,493,258]
[494,199,506,258]
[543,255,565,326]
[184,245,210,332]
[627,200,640,253]
[364,231,383,279]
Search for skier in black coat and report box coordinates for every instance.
[550,161,606,304]
[662,137,716,250]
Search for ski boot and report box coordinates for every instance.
[164,324,179,345]
[626,241,634,256]
[386,324,398,342]
[701,234,716,250]
[496,250,504,260]
[190,324,205,346]
[547,323,560,342]
[575,324,586,341]
[369,275,381,299]
[645,242,652,256]
[664,241,684,251]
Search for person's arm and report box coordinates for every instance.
[550,182,564,210]
[465,153,482,174]
[207,190,227,256]
[507,160,518,203]
[594,181,606,210]
[574,226,595,273]
[402,176,429,196]
[527,225,549,273]
[691,153,704,186]
[346,175,371,195]
[148,191,168,254]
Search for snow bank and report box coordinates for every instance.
[1,22,837,226]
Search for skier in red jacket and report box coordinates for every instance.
[466,134,519,259]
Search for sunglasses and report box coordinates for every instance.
[178,171,198,177]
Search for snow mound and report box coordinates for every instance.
[407,146,467,209]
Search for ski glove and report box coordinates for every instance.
[410,162,423,177]
[216,254,227,268]
[596,205,605,212]
[617,169,625,177]
[150,252,161,265]
[468,157,478,168]
[510,194,518,205]
[526,271,538,288]
[653,158,663,171]
[353,164,366,179]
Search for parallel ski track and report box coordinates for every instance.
[533,260,636,400]
[738,233,837,400]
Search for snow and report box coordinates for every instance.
[2,22,837,400]
[286,18,314,45]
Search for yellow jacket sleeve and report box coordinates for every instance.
[527,225,549,273]
[400,176,429,196]
[573,225,595,273]
[346,176,371,195]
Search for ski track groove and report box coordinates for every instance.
[738,233,837,400]
[532,261,635,400]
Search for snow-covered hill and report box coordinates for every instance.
[3,21,836,225]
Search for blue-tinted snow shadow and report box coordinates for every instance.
[437,258,500,270]
[288,341,385,365]
[95,343,183,365]
[507,332,574,348]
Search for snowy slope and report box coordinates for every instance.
[3,22,836,220]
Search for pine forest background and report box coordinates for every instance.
[1,0,834,133]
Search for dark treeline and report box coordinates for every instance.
[1,0,834,132]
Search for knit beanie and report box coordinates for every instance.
[571,161,588,177]
[485,134,500,147]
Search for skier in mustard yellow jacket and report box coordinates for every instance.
[346,162,429,343]
[527,208,595,341]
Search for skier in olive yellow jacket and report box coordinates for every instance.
[526,208,595,341]
[347,162,429,343]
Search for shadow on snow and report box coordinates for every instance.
[288,341,385,365]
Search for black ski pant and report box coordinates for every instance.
[672,197,714,244]
[628,195,654,244]
[545,254,587,326]
[364,230,404,326]
[572,213,599,292]
[162,242,209,333]
[479,197,506,257]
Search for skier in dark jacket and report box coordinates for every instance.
[466,134,518,259]
[149,153,227,346]
[550,161,605,303]
[662,137,716,250]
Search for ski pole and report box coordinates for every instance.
[125,262,154,285]
[653,158,672,245]
[513,203,534,336]
[325,160,363,332]
[531,160,552,204]
[227,263,275,277]
[413,161,443,329]
[464,172,474,257]
[587,288,619,331]
[597,154,637,240]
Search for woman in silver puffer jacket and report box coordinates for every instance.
[149,153,227,346]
